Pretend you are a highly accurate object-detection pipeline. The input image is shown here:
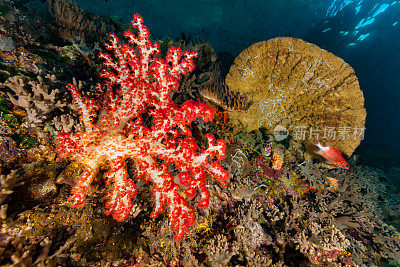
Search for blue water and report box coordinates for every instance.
[71,0,400,169]
[305,0,400,169]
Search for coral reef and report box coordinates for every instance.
[0,0,38,46]
[225,37,366,158]
[0,169,22,205]
[0,137,26,169]
[0,2,399,266]
[54,14,228,241]
[0,47,45,75]
[47,0,115,42]
[206,234,239,266]
[4,74,68,127]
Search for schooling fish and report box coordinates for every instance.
[312,141,349,169]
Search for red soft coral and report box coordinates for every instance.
[55,14,228,241]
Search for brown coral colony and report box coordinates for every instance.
[224,37,366,158]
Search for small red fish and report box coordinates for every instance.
[312,141,349,169]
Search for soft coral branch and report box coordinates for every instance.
[55,14,228,241]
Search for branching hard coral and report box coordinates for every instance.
[52,114,75,133]
[273,165,400,265]
[0,117,12,136]
[331,165,400,221]
[4,74,67,127]
[0,47,45,74]
[298,160,325,189]
[47,0,114,42]
[232,199,272,250]
[54,14,228,241]
[0,217,73,266]
[245,250,273,266]
[372,223,400,261]
[294,222,351,264]
[206,234,239,267]
[0,169,22,205]
[226,175,255,201]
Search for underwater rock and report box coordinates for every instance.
[16,159,61,201]
[0,36,15,52]
[225,37,366,158]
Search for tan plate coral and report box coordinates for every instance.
[225,37,366,158]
